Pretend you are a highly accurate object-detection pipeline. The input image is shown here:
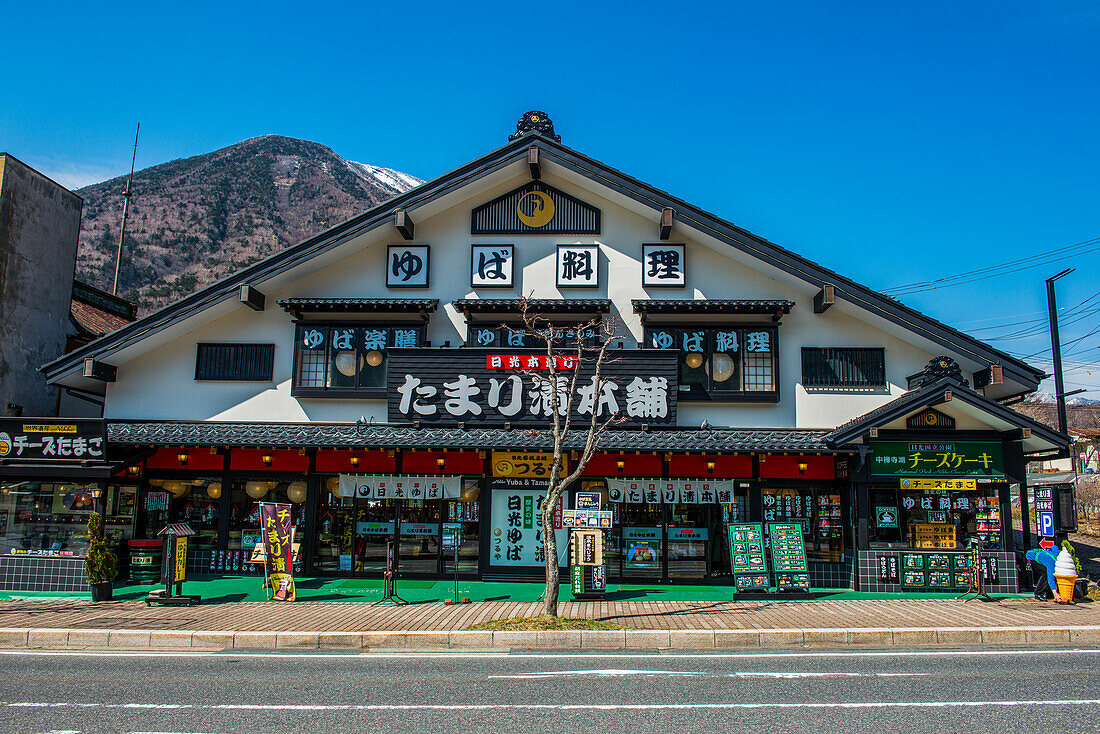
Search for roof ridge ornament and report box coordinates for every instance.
[916,356,969,389]
[510,111,560,142]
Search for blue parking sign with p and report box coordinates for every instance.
[1039,511,1055,538]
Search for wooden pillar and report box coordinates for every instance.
[217,451,232,554]
[302,450,319,575]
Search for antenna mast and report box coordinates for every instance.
[111,123,140,296]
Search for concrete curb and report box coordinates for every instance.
[1,625,1098,651]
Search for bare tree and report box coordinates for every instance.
[510,298,625,616]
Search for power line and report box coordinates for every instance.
[883,236,1100,296]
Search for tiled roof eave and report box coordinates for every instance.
[108,421,836,454]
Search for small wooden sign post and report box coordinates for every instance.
[145,523,201,606]
[376,540,407,605]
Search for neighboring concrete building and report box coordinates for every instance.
[58,280,137,417]
[0,154,83,417]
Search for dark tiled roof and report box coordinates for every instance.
[108,421,832,453]
[633,299,794,315]
[277,298,438,316]
[825,376,1068,450]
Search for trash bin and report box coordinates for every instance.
[128,539,162,584]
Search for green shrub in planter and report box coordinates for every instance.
[85,512,118,601]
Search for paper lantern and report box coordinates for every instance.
[685,352,704,369]
[325,476,340,493]
[206,482,222,500]
[245,481,269,499]
[287,481,307,504]
[711,352,735,383]
[164,480,189,497]
[334,350,359,377]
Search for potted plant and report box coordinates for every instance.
[85,512,118,601]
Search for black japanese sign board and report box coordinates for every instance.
[878,554,900,584]
[1033,486,1054,513]
[386,348,678,426]
[0,419,106,462]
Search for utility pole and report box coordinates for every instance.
[111,123,140,296]
[1046,267,1074,438]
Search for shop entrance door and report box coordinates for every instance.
[617,504,664,581]
[398,499,440,575]
[667,504,710,580]
[352,499,396,573]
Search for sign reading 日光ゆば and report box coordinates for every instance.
[870,440,1004,478]
[489,483,568,567]
[387,348,678,427]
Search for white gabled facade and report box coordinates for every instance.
[84,155,1017,428]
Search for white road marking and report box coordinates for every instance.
[490,670,928,679]
[0,648,1098,661]
[491,668,700,678]
[6,700,1100,711]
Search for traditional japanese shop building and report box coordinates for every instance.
[19,112,1067,594]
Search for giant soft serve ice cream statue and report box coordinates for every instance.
[1053,547,1078,604]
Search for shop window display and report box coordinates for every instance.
[228,478,307,560]
[871,487,1001,551]
[762,488,845,563]
[154,478,222,552]
[0,482,99,557]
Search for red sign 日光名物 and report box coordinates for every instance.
[485,354,580,370]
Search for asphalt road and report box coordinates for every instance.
[1,647,1099,733]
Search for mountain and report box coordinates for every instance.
[74,135,421,313]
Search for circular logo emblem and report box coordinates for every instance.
[516,191,555,228]
[0,432,10,457]
[494,459,515,477]
[925,413,938,425]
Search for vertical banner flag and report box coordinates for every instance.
[261,503,296,601]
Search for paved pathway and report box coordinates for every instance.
[0,596,1095,632]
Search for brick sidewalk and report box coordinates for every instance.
[0,597,1096,632]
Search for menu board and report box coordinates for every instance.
[735,574,770,591]
[910,523,957,550]
[901,551,971,590]
[768,523,808,572]
[769,523,809,591]
[728,524,767,574]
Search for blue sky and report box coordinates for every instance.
[2,1,1098,396]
